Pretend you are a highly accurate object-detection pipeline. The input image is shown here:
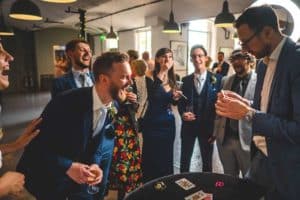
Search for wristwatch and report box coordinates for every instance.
[245,109,256,121]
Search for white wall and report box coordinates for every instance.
[118,31,135,54]
[34,28,78,86]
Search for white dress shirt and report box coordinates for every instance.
[92,86,112,136]
[72,68,94,88]
[253,37,286,156]
[194,70,207,94]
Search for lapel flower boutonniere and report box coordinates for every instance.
[105,105,118,138]
[107,105,118,121]
[210,74,217,85]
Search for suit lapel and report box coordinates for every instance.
[67,72,77,88]
[223,75,235,91]
[82,88,93,150]
[267,38,292,111]
[253,60,267,109]
[244,71,257,99]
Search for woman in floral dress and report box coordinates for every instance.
[109,89,142,200]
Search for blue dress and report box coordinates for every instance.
[141,78,175,183]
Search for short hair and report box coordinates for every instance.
[229,49,255,63]
[235,5,280,33]
[65,39,89,52]
[131,59,147,76]
[190,45,207,56]
[93,52,129,82]
[218,51,225,56]
[127,49,139,60]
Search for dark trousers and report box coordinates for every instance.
[217,137,250,177]
[180,131,213,172]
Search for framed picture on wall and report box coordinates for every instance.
[53,45,66,65]
[170,40,188,77]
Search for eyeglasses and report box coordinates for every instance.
[238,30,261,48]
[191,54,205,59]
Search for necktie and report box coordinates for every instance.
[79,74,86,87]
[195,76,203,94]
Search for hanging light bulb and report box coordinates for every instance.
[40,0,77,3]
[106,15,118,40]
[9,0,43,21]
[163,0,180,33]
[214,0,235,28]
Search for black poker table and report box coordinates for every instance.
[125,172,266,200]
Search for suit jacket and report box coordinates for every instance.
[212,61,230,76]
[213,71,257,151]
[251,38,300,199]
[178,71,222,137]
[17,87,113,197]
[51,71,95,98]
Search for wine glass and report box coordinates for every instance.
[86,169,100,194]
[124,85,133,105]
[175,81,188,100]
[87,185,99,195]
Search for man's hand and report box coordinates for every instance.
[66,162,94,184]
[126,92,137,103]
[253,136,268,156]
[172,90,183,101]
[220,90,251,106]
[87,164,103,186]
[0,171,24,197]
[182,112,196,121]
[215,91,251,120]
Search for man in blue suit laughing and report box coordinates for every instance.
[215,6,300,200]
[51,39,94,98]
[17,52,132,200]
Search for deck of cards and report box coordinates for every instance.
[184,190,213,200]
[175,178,196,190]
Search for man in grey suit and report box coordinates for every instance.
[214,49,256,177]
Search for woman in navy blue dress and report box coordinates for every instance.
[141,48,181,183]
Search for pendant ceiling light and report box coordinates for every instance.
[163,0,180,33]
[214,0,235,28]
[106,15,118,40]
[9,0,43,21]
[0,15,14,36]
[40,0,77,3]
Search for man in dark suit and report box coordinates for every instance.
[51,39,94,98]
[178,45,221,172]
[212,51,230,76]
[215,6,300,200]
[17,52,132,200]
[214,50,256,177]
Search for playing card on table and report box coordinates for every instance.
[184,190,207,200]
[175,178,196,190]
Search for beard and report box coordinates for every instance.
[254,43,272,59]
[233,64,246,76]
[109,81,124,100]
[74,57,90,69]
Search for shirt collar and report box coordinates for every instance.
[72,68,90,78]
[194,70,207,80]
[92,86,112,112]
[269,37,286,61]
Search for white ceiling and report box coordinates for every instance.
[1,0,255,34]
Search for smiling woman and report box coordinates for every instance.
[250,0,300,42]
